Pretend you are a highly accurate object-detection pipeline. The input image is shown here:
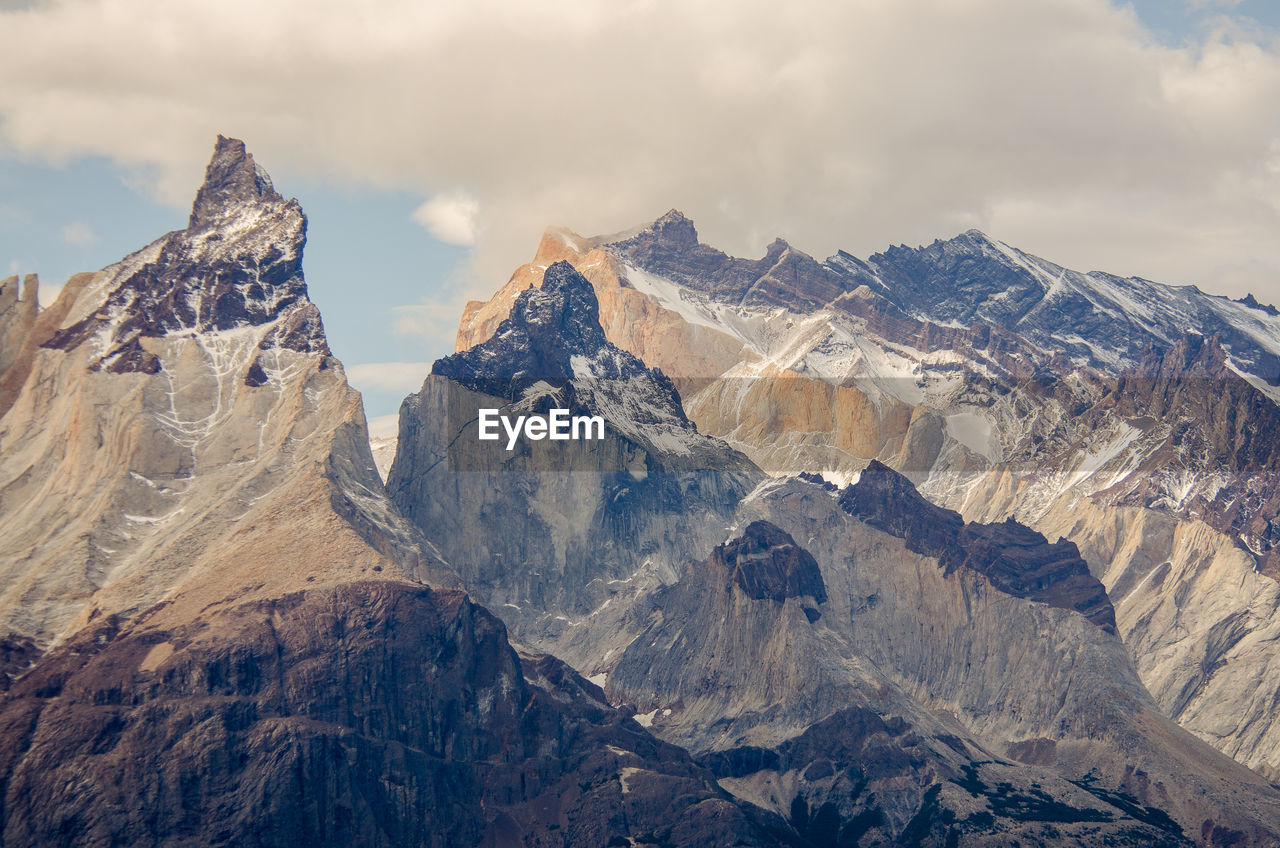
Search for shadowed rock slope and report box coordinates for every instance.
[0,582,792,848]
[389,261,762,669]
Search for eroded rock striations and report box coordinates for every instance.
[390,260,761,669]
[456,209,1280,784]
[0,139,799,847]
[0,135,444,656]
[451,213,1280,841]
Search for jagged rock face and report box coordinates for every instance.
[439,260,611,396]
[952,469,1280,784]
[0,275,38,378]
[730,477,1280,845]
[455,215,1098,483]
[1103,335,1280,476]
[597,474,1266,843]
[0,142,826,848]
[707,520,827,604]
[604,509,1200,845]
[1080,336,1280,575]
[435,260,738,468]
[443,249,1280,840]
[392,260,763,669]
[0,274,39,416]
[917,335,1280,776]
[0,137,447,657]
[454,227,751,392]
[842,461,1116,631]
[862,230,1280,378]
[44,136,327,376]
[606,210,851,312]
[458,212,1280,785]
[0,581,790,848]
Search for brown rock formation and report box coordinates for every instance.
[0,581,789,847]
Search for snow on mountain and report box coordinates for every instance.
[435,259,751,468]
[861,229,1280,378]
[409,228,1280,841]
[455,210,1280,785]
[0,136,449,653]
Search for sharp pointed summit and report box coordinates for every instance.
[188,135,285,230]
[42,136,325,373]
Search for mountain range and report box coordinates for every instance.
[2,137,1280,846]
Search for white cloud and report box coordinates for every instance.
[2,0,1280,302]
[412,192,479,245]
[344,361,433,395]
[60,221,98,246]
[391,298,472,351]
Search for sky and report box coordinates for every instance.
[2,0,1280,422]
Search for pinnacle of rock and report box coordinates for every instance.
[188,135,284,230]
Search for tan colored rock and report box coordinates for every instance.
[456,227,750,387]
[946,469,1280,781]
[0,142,453,653]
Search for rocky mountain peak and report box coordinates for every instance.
[188,135,285,230]
[1238,292,1280,316]
[839,460,963,543]
[41,135,325,372]
[425,259,762,471]
[510,259,606,351]
[837,463,1117,631]
[433,260,616,397]
[645,209,699,250]
[710,520,827,604]
[958,227,995,244]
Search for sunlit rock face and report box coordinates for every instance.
[0,135,449,658]
[451,212,1280,838]
[0,140,804,848]
[411,229,1280,843]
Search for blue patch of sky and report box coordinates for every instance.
[270,167,470,418]
[0,155,183,298]
[1127,0,1280,44]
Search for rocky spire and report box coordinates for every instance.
[433,260,666,406]
[645,209,699,250]
[188,135,284,230]
[41,135,326,371]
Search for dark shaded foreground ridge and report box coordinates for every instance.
[0,581,797,848]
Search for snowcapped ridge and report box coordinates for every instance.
[433,260,752,467]
[40,136,327,375]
